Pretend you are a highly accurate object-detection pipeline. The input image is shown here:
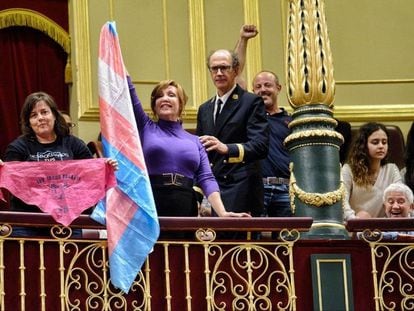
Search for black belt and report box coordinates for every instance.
[150,173,194,189]
[263,177,290,185]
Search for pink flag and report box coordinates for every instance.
[0,159,116,226]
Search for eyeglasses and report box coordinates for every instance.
[209,65,233,74]
[67,122,76,128]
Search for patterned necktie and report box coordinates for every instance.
[215,99,223,122]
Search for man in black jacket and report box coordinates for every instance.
[196,49,268,218]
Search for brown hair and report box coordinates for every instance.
[348,122,389,187]
[20,92,69,138]
[150,80,188,118]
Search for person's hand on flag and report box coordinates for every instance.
[106,158,119,171]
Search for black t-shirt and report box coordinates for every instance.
[5,135,92,162]
[4,135,93,212]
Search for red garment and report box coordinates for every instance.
[0,158,116,226]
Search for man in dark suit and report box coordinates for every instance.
[196,49,268,218]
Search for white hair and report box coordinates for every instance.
[383,183,414,204]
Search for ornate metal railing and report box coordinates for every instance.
[0,212,312,311]
[347,218,414,311]
[2,213,414,311]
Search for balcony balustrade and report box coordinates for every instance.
[0,212,413,310]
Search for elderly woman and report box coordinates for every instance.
[129,78,249,218]
[383,183,413,219]
[355,183,414,241]
[380,183,414,240]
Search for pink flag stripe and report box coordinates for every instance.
[99,97,146,171]
[98,57,135,129]
[105,187,137,255]
[98,27,125,79]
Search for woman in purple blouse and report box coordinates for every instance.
[129,78,250,218]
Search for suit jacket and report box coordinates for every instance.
[196,84,269,215]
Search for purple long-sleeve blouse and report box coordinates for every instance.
[128,78,219,197]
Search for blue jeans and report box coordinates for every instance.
[263,184,292,217]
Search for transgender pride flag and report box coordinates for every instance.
[92,21,160,293]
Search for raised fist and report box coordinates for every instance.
[240,24,258,39]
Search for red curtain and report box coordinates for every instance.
[0,0,69,158]
[0,26,69,157]
[0,1,69,209]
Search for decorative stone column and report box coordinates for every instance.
[284,0,348,238]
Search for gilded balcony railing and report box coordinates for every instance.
[0,212,312,311]
[347,218,414,311]
[1,213,413,310]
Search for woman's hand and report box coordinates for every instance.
[106,158,119,171]
[208,192,252,217]
[220,211,251,218]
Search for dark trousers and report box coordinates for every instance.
[152,185,198,217]
[152,185,198,239]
